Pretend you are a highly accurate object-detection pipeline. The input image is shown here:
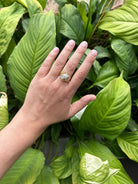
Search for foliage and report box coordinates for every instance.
[0,0,137,183]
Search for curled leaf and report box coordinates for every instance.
[0,92,9,130]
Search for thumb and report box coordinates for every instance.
[68,95,96,118]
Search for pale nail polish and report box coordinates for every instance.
[90,49,97,57]
[68,40,75,47]
[81,41,88,48]
[52,47,59,52]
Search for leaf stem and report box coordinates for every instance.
[88,0,113,44]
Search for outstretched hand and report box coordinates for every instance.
[22,40,97,128]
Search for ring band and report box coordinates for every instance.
[60,71,70,82]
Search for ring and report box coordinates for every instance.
[60,71,70,82]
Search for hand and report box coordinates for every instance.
[22,40,97,128]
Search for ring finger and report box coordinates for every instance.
[61,41,88,80]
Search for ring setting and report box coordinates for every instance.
[60,71,70,82]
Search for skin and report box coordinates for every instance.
[0,40,97,179]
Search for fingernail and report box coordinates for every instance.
[90,49,97,57]
[80,41,88,48]
[52,47,59,52]
[68,40,75,47]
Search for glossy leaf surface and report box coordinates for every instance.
[90,61,119,88]
[80,76,131,140]
[60,4,85,44]
[0,148,45,184]
[80,153,118,184]
[8,12,56,102]
[111,39,138,78]
[117,131,138,162]
[99,0,138,45]
[26,0,43,17]
[0,2,25,57]
[79,140,134,184]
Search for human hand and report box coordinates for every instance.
[22,40,97,129]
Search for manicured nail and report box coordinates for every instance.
[80,41,88,48]
[90,49,97,57]
[68,40,75,47]
[52,47,59,52]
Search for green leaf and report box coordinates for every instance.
[60,176,72,184]
[80,153,118,184]
[55,0,68,8]
[99,0,138,45]
[111,39,138,78]
[71,149,81,184]
[1,38,16,75]
[50,155,72,179]
[60,4,85,44]
[94,46,111,60]
[37,0,47,9]
[127,118,138,132]
[22,18,29,32]
[26,0,43,17]
[0,148,45,184]
[8,12,56,102]
[0,92,9,130]
[0,66,7,92]
[34,166,59,184]
[80,76,131,140]
[1,0,15,6]
[0,2,25,57]
[79,140,134,184]
[117,131,138,162]
[89,61,119,88]
[77,1,93,40]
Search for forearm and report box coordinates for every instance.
[0,106,46,179]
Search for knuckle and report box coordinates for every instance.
[67,63,75,71]
[55,60,63,69]
[77,71,85,81]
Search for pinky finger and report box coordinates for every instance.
[36,47,59,78]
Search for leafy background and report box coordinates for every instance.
[0,0,137,183]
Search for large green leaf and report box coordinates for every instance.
[0,92,9,130]
[99,0,138,45]
[111,39,138,78]
[26,0,43,17]
[60,4,85,44]
[79,76,131,140]
[89,61,119,88]
[80,153,118,184]
[79,140,134,184]
[34,166,59,184]
[77,1,93,40]
[0,148,45,184]
[117,131,138,162]
[0,66,7,92]
[50,154,72,179]
[8,12,56,102]
[0,2,25,57]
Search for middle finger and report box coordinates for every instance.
[62,41,88,78]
